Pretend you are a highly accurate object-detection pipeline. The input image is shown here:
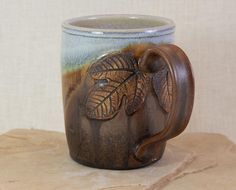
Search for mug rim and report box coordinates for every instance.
[62,14,175,38]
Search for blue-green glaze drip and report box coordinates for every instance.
[61,15,175,73]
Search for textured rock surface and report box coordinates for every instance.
[0,129,235,190]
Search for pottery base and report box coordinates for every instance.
[70,143,166,170]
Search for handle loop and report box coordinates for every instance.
[134,44,194,161]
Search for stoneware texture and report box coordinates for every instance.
[0,129,235,190]
[61,15,194,169]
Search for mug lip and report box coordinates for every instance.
[62,14,175,38]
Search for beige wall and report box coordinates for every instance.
[0,0,236,142]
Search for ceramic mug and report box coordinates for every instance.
[61,15,194,169]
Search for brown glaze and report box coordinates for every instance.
[62,44,194,169]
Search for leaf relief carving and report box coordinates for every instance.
[152,66,173,113]
[86,52,149,120]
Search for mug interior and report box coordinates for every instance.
[63,14,174,34]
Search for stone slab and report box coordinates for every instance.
[0,129,235,190]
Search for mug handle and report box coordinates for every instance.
[134,44,195,161]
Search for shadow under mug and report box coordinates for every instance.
[61,14,194,169]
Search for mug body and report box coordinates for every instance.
[61,15,175,169]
